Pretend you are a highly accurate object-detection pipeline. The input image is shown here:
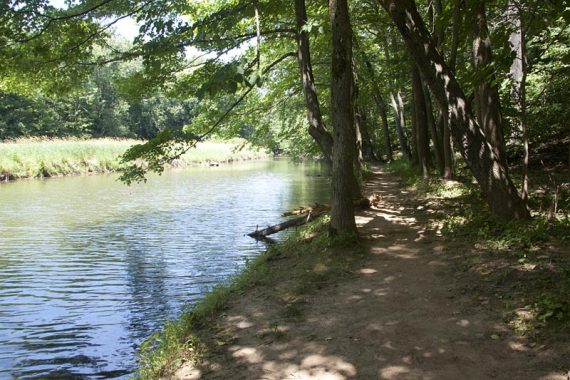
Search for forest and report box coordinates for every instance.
[1,0,569,378]
[2,0,569,229]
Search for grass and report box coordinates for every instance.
[137,215,365,379]
[386,159,570,338]
[0,137,268,181]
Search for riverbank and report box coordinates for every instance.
[0,138,268,181]
[138,165,569,379]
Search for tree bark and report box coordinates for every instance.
[437,110,454,178]
[329,0,358,236]
[411,63,431,178]
[354,104,364,168]
[507,0,529,205]
[390,91,412,160]
[472,0,507,166]
[358,108,377,161]
[424,80,444,175]
[449,0,463,70]
[379,0,530,220]
[352,60,364,168]
[440,0,463,179]
[363,56,393,161]
[295,0,333,163]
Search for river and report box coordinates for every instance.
[0,160,330,379]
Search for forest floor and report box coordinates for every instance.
[172,165,569,380]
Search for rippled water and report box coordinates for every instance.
[0,160,330,379]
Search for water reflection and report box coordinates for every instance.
[0,160,330,378]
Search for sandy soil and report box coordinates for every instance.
[174,166,569,380]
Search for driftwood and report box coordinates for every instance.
[248,193,382,240]
[282,196,378,217]
[282,203,330,216]
[248,212,324,238]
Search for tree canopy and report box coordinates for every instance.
[1,0,569,229]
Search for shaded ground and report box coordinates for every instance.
[174,166,569,379]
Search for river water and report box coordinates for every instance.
[0,160,330,379]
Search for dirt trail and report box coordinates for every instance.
[175,167,568,380]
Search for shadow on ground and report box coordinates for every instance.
[175,167,568,380]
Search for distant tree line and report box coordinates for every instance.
[0,61,196,141]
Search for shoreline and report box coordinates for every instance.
[0,138,269,183]
[137,164,569,380]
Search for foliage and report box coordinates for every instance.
[387,159,570,250]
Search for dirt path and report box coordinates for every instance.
[175,167,568,380]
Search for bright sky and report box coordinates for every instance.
[47,0,243,60]
[49,0,140,41]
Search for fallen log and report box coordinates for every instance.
[248,193,382,239]
[248,212,324,238]
[282,196,378,217]
[282,203,330,216]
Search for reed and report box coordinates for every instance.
[0,138,268,180]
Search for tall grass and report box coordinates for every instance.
[0,138,268,180]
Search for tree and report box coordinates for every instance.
[295,0,334,163]
[329,0,358,236]
[378,0,530,220]
[471,0,507,166]
[411,63,431,178]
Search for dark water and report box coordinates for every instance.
[0,160,330,379]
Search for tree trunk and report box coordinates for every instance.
[352,60,364,168]
[295,0,333,163]
[423,78,444,175]
[329,0,358,236]
[363,56,393,161]
[437,110,454,179]
[508,1,529,205]
[472,0,507,166]
[433,0,444,47]
[411,64,431,178]
[379,0,530,220]
[390,91,412,160]
[439,0,463,179]
[377,96,393,161]
[449,0,463,70]
[358,109,377,161]
[354,104,364,169]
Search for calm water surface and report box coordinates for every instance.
[0,160,330,379]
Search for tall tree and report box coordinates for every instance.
[507,0,529,204]
[362,56,393,161]
[390,91,412,159]
[379,0,530,220]
[329,0,358,236]
[294,0,334,163]
[411,63,431,178]
[471,0,507,166]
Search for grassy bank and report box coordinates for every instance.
[386,160,570,337]
[0,138,268,181]
[137,216,362,379]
